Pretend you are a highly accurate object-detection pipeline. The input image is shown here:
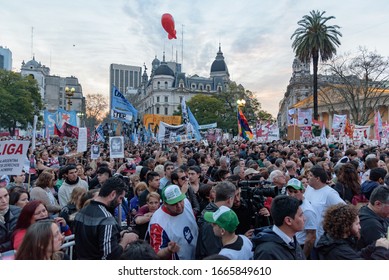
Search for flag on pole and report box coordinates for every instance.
[111,85,138,122]
[374,110,383,142]
[320,123,326,145]
[31,115,38,151]
[237,109,253,141]
[181,97,189,124]
[187,106,202,141]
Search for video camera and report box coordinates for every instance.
[238,180,277,209]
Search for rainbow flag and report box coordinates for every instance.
[238,109,253,140]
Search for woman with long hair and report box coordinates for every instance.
[12,200,70,250]
[15,220,65,260]
[334,163,366,205]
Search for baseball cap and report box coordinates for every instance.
[204,206,239,232]
[161,185,186,205]
[244,168,259,177]
[286,178,304,190]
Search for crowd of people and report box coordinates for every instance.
[0,136,388,260]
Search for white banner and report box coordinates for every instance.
[77,128,88,153]
[109,136,124,158]
[297,109,312,127]
[268,124,280,142]
[332,114,347,132]
[91,145,100,160]
[198,123,217,130]
[0,140,30,175]
[158,122,192,143]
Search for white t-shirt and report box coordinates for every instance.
[296,198,318,245]
[304,185,345,244]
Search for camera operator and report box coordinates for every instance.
[227,175,271,238]
[268,170,287,196]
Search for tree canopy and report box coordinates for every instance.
[85,93,109,130]
[184,82,274,135]
[291,10,342,120]
[0,70,43,136]
[319,47,389,125]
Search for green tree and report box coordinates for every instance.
[291,10,342,120]
[0,70,43,136]
[184,82,274,135]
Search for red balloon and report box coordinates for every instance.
[161,13,177,40]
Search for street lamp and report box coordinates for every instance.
[77,112,85,127]
[237,99,246,110]
[65,86,75,111]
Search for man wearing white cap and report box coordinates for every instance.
[286,178,318,258]
[148,184,198,260]
[204,206,253,260]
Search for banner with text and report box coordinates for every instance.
[0,140,30,175]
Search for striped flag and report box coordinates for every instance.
[238,109,253,140]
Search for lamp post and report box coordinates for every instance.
[77,112,85,127]
[64,86,75,111]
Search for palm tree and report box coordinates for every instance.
[291,10,342,120]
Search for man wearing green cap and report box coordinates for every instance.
[286,178,318,258]
[148,184,198,260]
[204,206,253,260]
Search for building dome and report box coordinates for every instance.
[154,63,174,77]
[210,45,229,74]
[23,57,40,69]
[152,56,160,67]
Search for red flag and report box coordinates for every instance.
[344,119,353,137]
[54,124,63,137]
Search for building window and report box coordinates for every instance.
[157,96,160,102]
[165,81,168,89]
[157,81,160,89]
[179,96,183,103]
[165,96,168,102]
[217,85,222,92]
[191,83,196,89]
[165,107,168,115]
[156,107,160,114]
[206,85,211,91]
[199,84,203,91]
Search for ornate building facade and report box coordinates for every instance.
[133,45,230,118]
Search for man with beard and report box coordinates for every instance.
[316,204,389,259]
[74,177,139,259]
[58,164,89,207]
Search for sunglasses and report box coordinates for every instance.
[180,176,188,180]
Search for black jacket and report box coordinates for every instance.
[252,226,305,260]
[74,200,123,260]
[358,205,389,250]
[316,233,388,260]
[0,206,21,253]
[196,202,222,259]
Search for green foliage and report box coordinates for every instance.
[0,70,43,136]
[291,10,342,120]
[185,82,274,135]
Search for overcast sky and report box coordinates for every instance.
[1,0,389,117]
